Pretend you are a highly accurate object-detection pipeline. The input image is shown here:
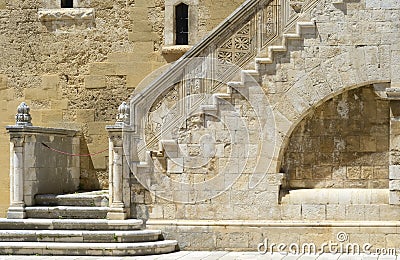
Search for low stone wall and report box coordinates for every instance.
[6,124,79,212]
[148,220,400,252]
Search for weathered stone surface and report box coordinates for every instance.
[0,0,243,217]
[2,0,400,252]
[282,86,389,189]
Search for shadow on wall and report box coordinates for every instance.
[79,136,108,191]
[281,85,389,189]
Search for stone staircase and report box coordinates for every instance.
[133,17,317,171]
[129,0,319,172]
[27,190,109,219]
[0,191,178,256]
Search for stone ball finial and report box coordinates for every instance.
[116,101,130,125]
[15,102,32,126]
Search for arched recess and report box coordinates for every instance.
[279,84,390,190]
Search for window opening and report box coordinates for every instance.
[175,3,189,45]
[61,0,73,8]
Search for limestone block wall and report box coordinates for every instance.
[137,0,400,250]
[137,0,399,220]
[0,0,244,216]
[266,0,398,174]
[282,86,389,189]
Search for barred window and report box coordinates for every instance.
[175,3,188,45]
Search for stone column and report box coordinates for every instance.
[106,102,130,220]
[7,102,32,219]
[7,135,26,219]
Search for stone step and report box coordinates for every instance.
[35,190,109,207]
[0,218,143,230]
[0,229,162,243]
[25,206,109,219]
[281,188,388,205]
[0,240,178,256]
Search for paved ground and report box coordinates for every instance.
[0,252,398,259]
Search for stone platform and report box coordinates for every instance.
[0,190,178,256]
[0,219,178,256]
[0,251,395,259]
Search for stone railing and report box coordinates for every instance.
[127,0,320,158]
[6,102,80,219]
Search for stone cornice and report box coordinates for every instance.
[6,125,77,137]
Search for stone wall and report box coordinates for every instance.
[282,86,389,189]
[148,220,400,251]
[0,0,244,216]
[131,0,400,250]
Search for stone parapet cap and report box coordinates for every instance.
[38,8,95,22]
[161,45,193,54]
[6,125,77,137]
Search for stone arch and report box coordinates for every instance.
[264,44,392,175]
[277,83,390,190]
